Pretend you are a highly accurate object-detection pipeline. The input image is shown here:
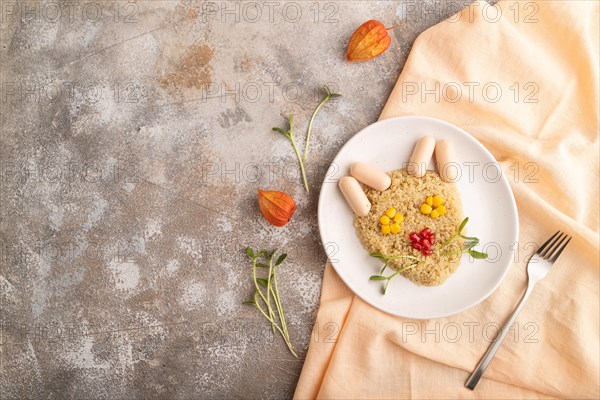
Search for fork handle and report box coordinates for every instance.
[465,284,534,390]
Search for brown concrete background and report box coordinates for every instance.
[0,1,478,398]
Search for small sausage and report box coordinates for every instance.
[338,176,371,217]
[350,162,391,191]
[408,136,435,177]
[435,140,458,182]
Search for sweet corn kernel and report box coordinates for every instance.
[385,207,397,218]
[432,195,444,207]
[430,209,440,219]
[436,205,447,215]
[381,225,391,235]
[420,203,432,214]
[425,196,434,206]
[390,223,401,234]
[379,215,390,225]
[393,213,404,223]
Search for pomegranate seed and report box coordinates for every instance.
[421,228,431,236]
[409,233,420,242]
[412,242,422,250]
[423,248,433,256]
[428,234,435,244]
[422,239,431,248]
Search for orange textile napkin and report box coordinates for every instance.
[294,1,599,399]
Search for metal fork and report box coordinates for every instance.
[465,231,572,390]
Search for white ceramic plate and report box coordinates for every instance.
[318,116,518,319]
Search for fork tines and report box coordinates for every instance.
[537,231,572,262]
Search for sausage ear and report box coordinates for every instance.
[350,162,391,191]
[435,140,458,182]
[339,176,371,217]
[408,136,435,178]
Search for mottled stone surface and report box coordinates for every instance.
[1,1,472,398]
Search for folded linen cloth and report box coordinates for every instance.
[294,1,599,398]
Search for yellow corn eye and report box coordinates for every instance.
[379,215,390,225]
[380,208,403,233]
[436,205,447,215]
[430,210,440,219]
[432,195,444,207]
[425,196,434,206]
[420,203,432,215]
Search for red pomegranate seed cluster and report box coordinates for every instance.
[409,228,436,256]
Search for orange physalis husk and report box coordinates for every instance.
[346,20,392,62]
[258,189,297,227]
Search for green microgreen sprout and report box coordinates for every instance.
[369,252,419,294]
[273,115,309,193]
[303,85,342,161]
[440,217,489,259]
[243,247,297,357]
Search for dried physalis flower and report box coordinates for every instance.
[258,189,297,227]
[346,20,392,62]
